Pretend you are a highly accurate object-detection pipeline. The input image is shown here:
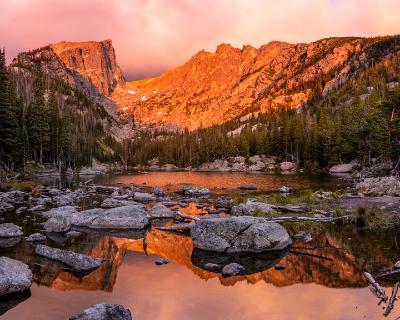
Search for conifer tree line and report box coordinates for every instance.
[127,66,400,171]
[0,49,120,174]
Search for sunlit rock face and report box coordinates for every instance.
[112,36,400,129]
[51,40,125,96]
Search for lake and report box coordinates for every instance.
[1,172,399,319]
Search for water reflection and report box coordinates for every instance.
[1,225,400,319]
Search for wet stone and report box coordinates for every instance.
[69,303,132,320]
[221,263,245,277]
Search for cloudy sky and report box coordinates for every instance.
[1,0,399,79]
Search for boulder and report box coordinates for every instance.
[330,163,357,173]
[231,162,247,172]
[231,199,274,216]
[280,161,296,172]
[41,205,78,218]
[0,202,14,213]
[215,196,232,209]
[191,217,292,253]
[221,263,245,277]
[180,186,211,197]
[0,223,23,238]
[248,161,265,171]
[160,163,178,171]
[356,176,400,196]
[151,187,165,197]
[35,244,102,273]
[69,304,132,320]
[280,186,292,193]
[148,203,174,218]
[44,215,71,233]
[101,198,138,208]
[71,205,149,230]
[0,191,27,205]
[133,192,156,203]
[25,233,46,242]
[0,257,32,297]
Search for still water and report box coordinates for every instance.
[1,172,399,319]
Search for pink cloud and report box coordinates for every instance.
[1,0,399,79]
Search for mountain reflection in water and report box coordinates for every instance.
[1,225,400,319]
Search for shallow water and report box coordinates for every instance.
[2,172,400,319]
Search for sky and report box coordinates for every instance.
[1,0,400,80]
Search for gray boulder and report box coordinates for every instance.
[133,192,156,203]
[25,233,46,242]
[69,303,132,320]
[41,205,78,218]
[148,203,174,218]
[0,202,14,213]
[221,263,245,277]
[44,215,71,233]
[35,244,102,272]
[191,217,291,253]
[101,198,139,208]
[71,205,149,230]
[215,196,232,209]
[0,223,23,238]
[330,162,357,173]
[0,257,32,297]
[180,186,211,197]
[231,199,274,216]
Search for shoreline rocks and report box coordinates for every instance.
[0,223,23,238]
[330,162,358,173]
[356,176,400,196]
[0,257,32,297]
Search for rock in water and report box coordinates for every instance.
[35,244,102,272]
[70,205,149,230]
[221,263,245,277]
[25,233,46,242]
[0,257,32,297]
[0,223,23,238]
[101,198,139,208]
[148,203,174,218]
[191,217,292,253]
[44,215,71,233]
[279,186,292,193]
[69,303,132,320]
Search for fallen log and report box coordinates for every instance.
[364,272,388,303]
[175,212,200,221]
[270,205,304,213]
[384,282,399,317]
[264,215,351,223]
[157,223,195,231]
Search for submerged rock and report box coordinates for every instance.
[221,263,245,277]
[0,257,32,297]
[238,185,257,190]
[70,303,132,320]
[191,216,292,253]
[71,205,149,230]
[0,223,23,238]
[148,203,174,218]
[35,244,102,273]
[155,257,169,266]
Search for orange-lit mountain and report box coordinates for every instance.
[12,36,400,131]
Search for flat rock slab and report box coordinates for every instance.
[70,303,132,320]
[0,223,23,238]
[0,257,32,297]
[70,205,149,230]
[191,216,292,253]
[35,244,102,273]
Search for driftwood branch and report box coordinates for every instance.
[175,212,200,221]
[157,223,195,231]
[364,272,388,303]
[384,282,399,317]
[270,205,304,213]
[264,216,350,223]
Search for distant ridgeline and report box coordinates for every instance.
[0,35,400,173]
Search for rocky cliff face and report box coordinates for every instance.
[112,36,400,129]
[51,40,125,96]
[12,36,400,132]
